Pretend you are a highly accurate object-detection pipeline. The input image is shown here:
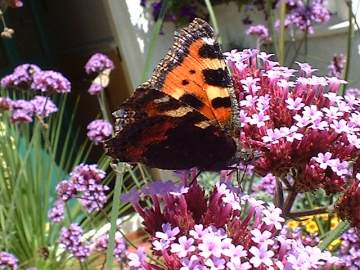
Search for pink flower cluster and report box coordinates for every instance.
[276,0,331,34]
[1,64,71,93]
[328,53,346,79]
[0,251,18,270]
[0,96,57,123]
[246,24,270,41]
[49,164,108,222]
[122,179,337,269]
[225,49,360,194]
[94,233,127,262]
[86,119,113,144]
[59,224,90,261]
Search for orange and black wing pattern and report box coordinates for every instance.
[104,88,236,170]
[143,18,240,134]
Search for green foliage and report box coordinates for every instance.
[0,92,150,269]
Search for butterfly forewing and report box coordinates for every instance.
[144,18,239,133]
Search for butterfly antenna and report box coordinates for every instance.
[189,170,203,186]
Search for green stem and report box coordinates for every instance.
[340,0,353,96]
[318,221,350,250]
[105,163,127,270]
[204,0,221,44]
[265,0,278,55]
[98,92,112,123]
[305,193,325,236]
[278,0,286,65]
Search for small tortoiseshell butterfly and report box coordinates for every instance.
[105,18,241,170]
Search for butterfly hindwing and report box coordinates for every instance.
[143,18,239,133]
[104,87,236,170]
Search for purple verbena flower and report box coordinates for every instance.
[48,199,65,223]
[246,24,270,41]
[88,82,104,95]
[0,251,18,270]
[10,99,34,123]
[56,180,77,201]
[30,96,58,118]
[85,53,114,75]
[31,70,71,93]
[59,224,90,261]
[95,233,127,261]
[86,119,113,144]
[1,64,41,90]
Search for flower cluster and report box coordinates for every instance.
[328,53,346,79]
[59,224,90,261]
[49,164,108,222]
[338,227,360,269]
[276,0,331,34]
[1,64,41,90]
[122,179,337,269]
[47,199,65,223]
[94,233,127,261]
[85,53,114,95]
[1,64,71,93]
[85,53,114,75]
[32,70,71,94]
[86,119,113,144]
[253,173,276,195]
[246,24,270,42]
[7,96,57,123]
[0,251,18,270]
[225,48,360,194]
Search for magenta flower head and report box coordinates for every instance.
[0,251,18,270]
[10,99,35,123]
[85,53,114,75]
[246,24,270,41]
[88,82,103,95]
[1,64,41,90]
[86,119,113,144]
[95,233,127,261]
[30,96,58,118]
[124,177,337,270]
[31,70,71,93]
[59,224,90,261]
[48,199,65,223]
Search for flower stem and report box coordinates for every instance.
[318,221,350,251]
[288,207,329,218]
[105,163,127,270]
[266,0,278,56]
[204,0,221,44]
[340,0,353,96]
[283,189,297,215]
[278,0,286,65]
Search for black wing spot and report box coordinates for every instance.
[189,69,196,74]
[202,68,231,87]
[198,43,223,59]
[180,94,204,109]
[182,79,189,85]
[211,97,231,109]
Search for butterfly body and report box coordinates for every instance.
[105,18,240,170]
